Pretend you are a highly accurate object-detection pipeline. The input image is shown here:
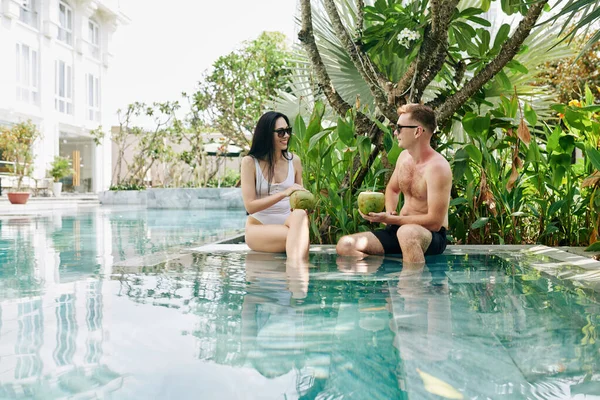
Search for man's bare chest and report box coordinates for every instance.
[397,161,427,200]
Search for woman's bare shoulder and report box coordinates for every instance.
[241,155,255,166]
[290,152,302,164]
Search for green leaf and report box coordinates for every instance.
[471,217,489,229]
[337,118,355,146]
[585,85,594,105]
[493,24,511,49]
[546,126,561,153]
[462,112,491,137]
[523,103,537,126]
[464,144,483,164]
[383,130,394,152]
[387,141,401,165]
[450,197,469,206]
[506,59,529,74]
[481,0,491,11]
[496,70,512,91]
[454,21,477,38]
[548,199,566,216]
[586,146,600,171]
[294,114,307,142]
[458,7,485,18]
[357,136,372,166]
[305,101,325,143]
[552,165,567,187]
[453,160,468,181]
[585,241,600,251]
[525,138,541,163]
[468,16,491,27]
[550,153,571,168]
[308,129,331,152]
[565,108,586,131]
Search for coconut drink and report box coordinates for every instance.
[358,191,385,215]
[290,190,316,211]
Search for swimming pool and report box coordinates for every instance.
[0,210,599,399]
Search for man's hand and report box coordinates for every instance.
[359,210,395,224]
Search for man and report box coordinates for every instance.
[336,104,452,263]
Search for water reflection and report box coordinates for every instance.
[0,207,247,288]
[2,222,600,399]
[0,207,246,398]
[0,278,123,398]
[240,252,402,399]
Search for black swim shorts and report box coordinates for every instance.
[373,225,447,255]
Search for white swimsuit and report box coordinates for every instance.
[250,156,295,225]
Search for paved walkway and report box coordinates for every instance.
[0,194,99,215]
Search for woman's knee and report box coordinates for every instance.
[287,209,309,226]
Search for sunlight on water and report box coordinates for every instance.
[0,211,599,399]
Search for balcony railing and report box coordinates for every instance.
[19,8,39,29]
[57,28,73,45]
[89,43,100,59]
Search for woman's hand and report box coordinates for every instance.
[283,184,307,197]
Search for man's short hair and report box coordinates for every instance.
[397,104,437,134]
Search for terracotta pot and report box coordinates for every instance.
[7,192,30,205]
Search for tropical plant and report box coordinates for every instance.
[187,31,294,149]
[93,102,180,187]
[206,169,241,188]
[291,101,397,243]
[48,156,73,182]
[109,183,145,191]
[278,0,584,236]
[448,86,600,246]
[542,0,600,55]
[535,36,600,104]
[0,121,41,192]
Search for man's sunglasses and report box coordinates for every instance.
[389,124,419,132]
[274,127,293,138]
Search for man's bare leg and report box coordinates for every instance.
[396,224,433,263]
[336,232,385,258]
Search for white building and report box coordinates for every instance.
[0,0,128,193]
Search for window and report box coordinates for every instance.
[86,74,100,121]
[58,2,73,45]
[55,60,73,114]
[88,20,100,58]
[15,43,39,105]
[19,0,39,29]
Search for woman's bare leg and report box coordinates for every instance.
[245,218,288,253]
[245,210,310,259]
[285,209,310,260]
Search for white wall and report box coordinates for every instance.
[0,0,128,192]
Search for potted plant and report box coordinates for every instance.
[0,121,41,204]
[49,156,73,197]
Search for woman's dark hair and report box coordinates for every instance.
[248,111,292,194]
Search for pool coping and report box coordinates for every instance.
[189,236,600,294]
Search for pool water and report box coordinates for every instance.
[1,211,600,399]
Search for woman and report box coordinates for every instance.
[241,111,310,260]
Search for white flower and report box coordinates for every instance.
[397,28,421,49]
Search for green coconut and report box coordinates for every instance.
[290,191,316,211]
[358,191,385,215]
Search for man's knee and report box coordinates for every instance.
[397,224,430,250]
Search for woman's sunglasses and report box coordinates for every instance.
[274,127,293,138]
